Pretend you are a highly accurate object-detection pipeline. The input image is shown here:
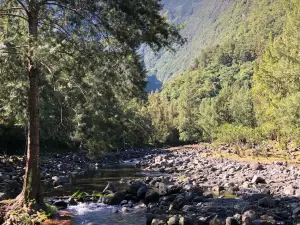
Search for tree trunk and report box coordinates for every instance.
[18,6,44,208]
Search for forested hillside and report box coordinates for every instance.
[145,0,300,148]
[143,0,280,89]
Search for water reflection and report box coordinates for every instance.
[44,165,143,197]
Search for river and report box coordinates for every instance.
[45,162,149,225]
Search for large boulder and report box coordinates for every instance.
[99,191,124,205]
[145,188,159,204]
[127,181,146,195]
[137,186,148,199]
[53,200,68,209]
[258,197,275,208]
[169,195,185,211]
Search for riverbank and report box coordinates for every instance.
[48,145,300,225]
[2,145,300,224]
[0,148,165,200]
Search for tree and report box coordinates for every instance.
[253,0,300,142]
[0,0,183,218]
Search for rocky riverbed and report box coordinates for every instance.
[0,148,163,200]
[2,146,300,225]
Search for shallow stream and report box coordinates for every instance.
[46,162,149,224]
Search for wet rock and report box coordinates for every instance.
[203,192,214,198]
[179,216,193,225]
[137,186,148,198]
[258,197,275,208]
[0,192,6,200]
[209,215,226,225]
[167,185,182,195]
[99,192,124,205]
[169,195,185,210]
[293,206,300,215]
[121,206,130,212]
[152,218,167,225]
[4,180,19,191]
[127,181,146,195]
[145,188,159,203]
[225,217,239,225]
[53,200,68,209]
[182,205,196,212]
[102,182,117,194]
[150,215,168,225]
[120,200,128,205]
[68,197,77,206]
[252,220,275,225]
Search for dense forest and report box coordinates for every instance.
[145,0,300,149]
[1,0,300,223]
[1,0,300,156]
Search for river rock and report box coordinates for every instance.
[0,192,6,201]
[242,210,257,225]
[251,176,266,184]
[102,182,117,194]
[68,197,78,206]
[209,215,226,225]
[179,216,193,225]
[127,181,146,195]
[283,185,295,196]
[137,186,148,198]
[225,217,239,225]
[169,195,185,211]
[53,200,68,209]
[258,197,275,208]
[99,192,124,205]
[251,163,264,170]
[145,188,159,203]
[168,215,179,225]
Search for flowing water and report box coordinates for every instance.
[45,162,149,225]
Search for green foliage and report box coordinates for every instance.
[142,0,298,148]
[146,91,178,143]
[216,124,264,145]
[253,0,300,146]
[0,0,183,155]
[143,0,285,88]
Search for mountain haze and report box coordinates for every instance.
[143,0,235,90]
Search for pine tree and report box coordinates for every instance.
[0,0,183,220]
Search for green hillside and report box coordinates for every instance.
[143,0,300,146]
[143,0,285,89]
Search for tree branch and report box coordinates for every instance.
[0,12,27,20]
[16,0,28,14]
[0,7,23,11]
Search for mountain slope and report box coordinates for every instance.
[143,0,284,91]
[142,0,235,90]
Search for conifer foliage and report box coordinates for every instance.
[0,0,183,217]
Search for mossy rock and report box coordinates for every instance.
[99,192,124,205]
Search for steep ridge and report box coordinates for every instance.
[142,0,235,90]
